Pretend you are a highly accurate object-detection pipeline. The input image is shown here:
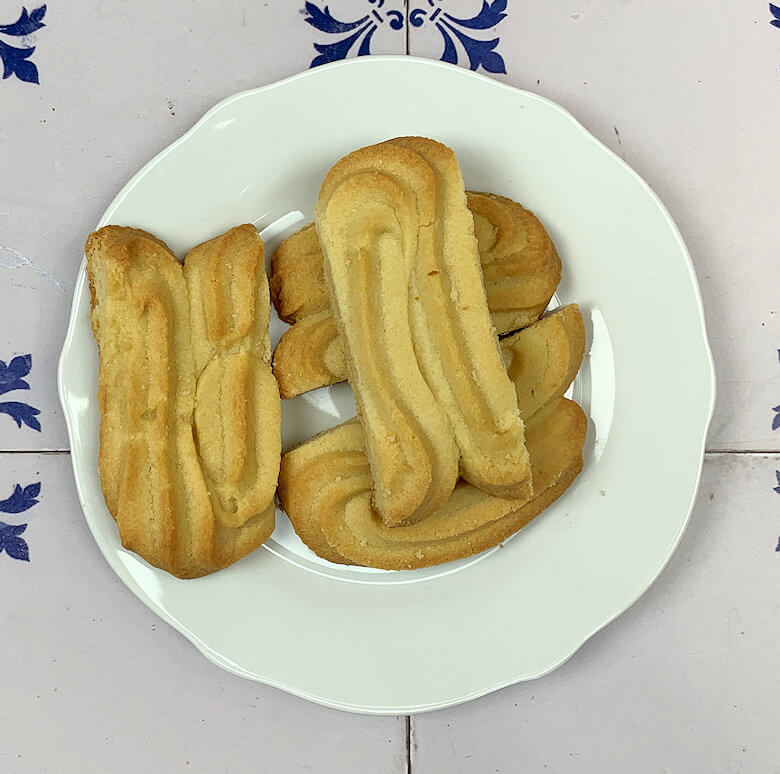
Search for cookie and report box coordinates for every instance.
[502,303,586,420]
[385,137,532,500]
[271,192,560,399]
[184,224,281,530]
[469,192,562,333]
[278,305,585,570]
[86,225,280,578]
[315,141,460,526]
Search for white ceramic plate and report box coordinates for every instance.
[58,57,715,714]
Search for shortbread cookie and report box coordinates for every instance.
[278,306,586,570]
[469,192,561,333]
[315,141,460,526]
[270,309,345,399]
[270,191,560,399]
[281,400,583,570]
[501,303,585,420]
[86,225,279,578]
[184,224,281,530]
[269,222,329,326]
[382,136,532,500]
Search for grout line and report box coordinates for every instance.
[0,449,72,455]
[405,715,412,773]
[404,0,410,55]
[705,449,780,455]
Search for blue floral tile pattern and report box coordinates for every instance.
[0,522,29,560]
[303,1,508,73]
[304,0,403,68]
[0,482,40,562]
[0,4,46,84]
[0,354,41,431]
[410,0,507,73]
[0,482,40,513]
[770,4,780,28]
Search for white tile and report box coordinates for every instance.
[0,453,407,773]
[410,453,780,773]
[409,1,780,451]
[0,0,405,451]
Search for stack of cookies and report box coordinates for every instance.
[86,136,586,578]
[276,138,586,569]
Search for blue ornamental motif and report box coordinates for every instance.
[0,482,40,563]
[303,1,509,73]
[410,0,507,74]
[0,4,46,84]
[0,354,41,431]
[771,4,780,28]
[304,0,404,68]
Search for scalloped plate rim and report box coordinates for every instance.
[57,56,716,715]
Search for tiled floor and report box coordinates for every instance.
[410,453,780,772]
[3,452,778,772]
[2,2,778,771]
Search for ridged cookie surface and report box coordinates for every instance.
[502,303,585,420]
[385,137,532,500]
[86,225,280,578]
[270,191,560,398]
[315,141,460,526]
[278,306,586,570]
[469,192,562,333]
[184,225,281,530]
